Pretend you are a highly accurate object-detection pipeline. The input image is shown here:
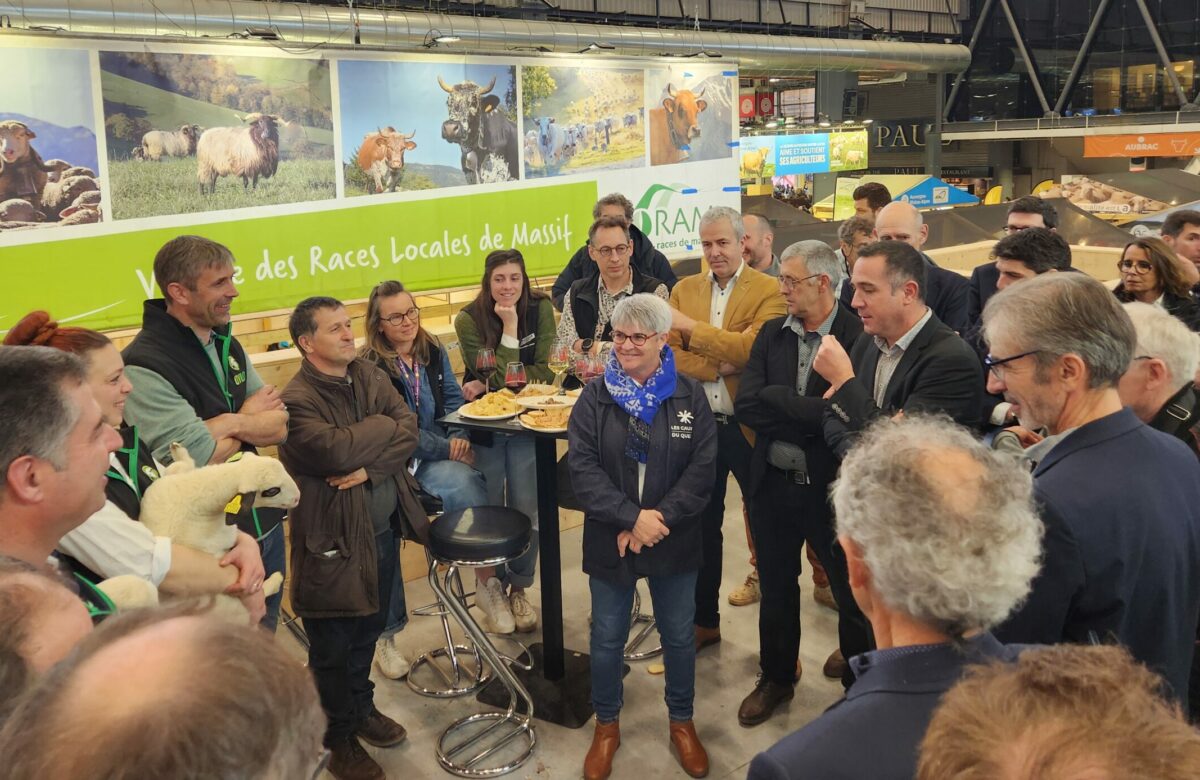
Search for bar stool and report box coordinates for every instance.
[624,582,663,661]
[428,506,537,778]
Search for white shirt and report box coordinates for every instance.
[703,262,744,415]
[55,452,172,586]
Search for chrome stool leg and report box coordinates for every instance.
[408,550,492,698]
[624,582,664,661]
[433,560,536,778]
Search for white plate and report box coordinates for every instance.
[518,416,568,434]
[514,394,578,410]
[458,407,521,421]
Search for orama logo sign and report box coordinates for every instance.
[633,184,706,253]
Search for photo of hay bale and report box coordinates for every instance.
[0,47,105,232]
[100,51,336,219]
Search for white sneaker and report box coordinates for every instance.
[510,589,538,633]
[375,635,411,680]
[477,577,516,634]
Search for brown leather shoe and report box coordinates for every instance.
[737,677,795,726]
[583,719,620,780]
[356,707,407,747]
[327,735,385,780]
[694,625,722,652]
[669,720,709,778]
[823,649,848,680]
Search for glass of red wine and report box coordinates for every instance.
[582,354,605,383]
[475,348,497,388]
[505,362,528,394]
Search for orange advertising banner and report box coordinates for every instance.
[1084,132,1200,158]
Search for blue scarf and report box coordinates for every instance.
[604,346,677,463]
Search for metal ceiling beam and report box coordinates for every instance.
[1,0,971,75]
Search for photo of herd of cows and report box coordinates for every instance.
[339,61,520,196]
[521,66,645,180]
[99,51,336,220]
[0,48,105,231]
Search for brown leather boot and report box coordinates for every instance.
[669,720,709,778]
[583,719,620,780]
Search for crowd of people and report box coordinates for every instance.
[1,184,1200,780]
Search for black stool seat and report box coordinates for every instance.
[429,506,531,564]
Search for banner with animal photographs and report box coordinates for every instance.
[522,65,645,179]
[0,47,103,229]
[0,37,738,332]
[99,51,336,219]
[339,61,517,194]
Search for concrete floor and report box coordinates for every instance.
[284,477,846,780]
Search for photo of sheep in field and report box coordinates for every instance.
[100,50,336,219]
[0,47,105,232]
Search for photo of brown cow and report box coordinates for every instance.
[647,65,734,167]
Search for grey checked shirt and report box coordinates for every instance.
[766,305,838,472]
[872,307,933,408]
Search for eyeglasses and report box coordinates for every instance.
[592,244,632,259]
[778,272,821,291]
[1118,259,1153,274]
[612,330,657,346]
[380,308,420,325]
[983,348,1042,378]
[311,749,332,780]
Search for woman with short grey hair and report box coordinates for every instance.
[568,292,717,780]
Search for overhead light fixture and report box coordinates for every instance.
[862,118,874,125]
[768,78,780,83]
[423,30,461,47]
[435,34,461,43]
[818,113,832,128]
[842,119,854,125]
[244,26,282,41]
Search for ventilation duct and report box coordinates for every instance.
[2,0,970,76]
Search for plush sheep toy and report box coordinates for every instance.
[114,444,300,619]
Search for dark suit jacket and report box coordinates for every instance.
[823,312,984,457]
[735,303,863,497]
[922,252,971,334]
[967,260,999,332]
[994,408,1200,707]
[747,633,1021,780]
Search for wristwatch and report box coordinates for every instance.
[580,338,594,353]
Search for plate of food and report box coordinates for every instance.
[514,393,578,410]
[460,392,523,420]
[515,384,556,398]
[518,407,572,433]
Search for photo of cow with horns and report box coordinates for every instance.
[437,74,519,185]
[647,66,734,167]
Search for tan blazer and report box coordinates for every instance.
[668,264,787,445]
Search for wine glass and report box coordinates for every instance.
[548,342,571,395]
[475,348,497,390]
[583,353,605,383]
[504,362,528,394]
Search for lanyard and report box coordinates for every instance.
[105,425,142,499]
[396,355,421,413]
[205,331,235,412]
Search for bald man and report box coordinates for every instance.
[873,202,970,334]
[743,214,779,277]
[0,603,327,779]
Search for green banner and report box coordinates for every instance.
[1,181,596,331]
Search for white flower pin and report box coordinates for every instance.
[677,410,694,425]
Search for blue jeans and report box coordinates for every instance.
[381,458,488,639]
[474,434,539,589]
[589,571,698,723]
[259,523,285,633]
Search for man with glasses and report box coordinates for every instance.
[556,216,669,363]
[966,197,1058,332]
[983,273,1200,709]
[668,206,787,652]
[552,193,677,310]
[735,241,867,723]
[814,240,982,458]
